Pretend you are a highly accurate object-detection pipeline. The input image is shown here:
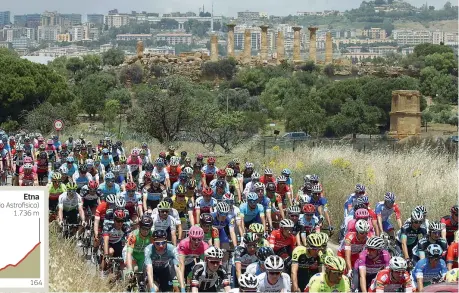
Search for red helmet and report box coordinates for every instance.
[159,151,166,158]
[202,187,213,196]
[24,156,33,164]
[207,157,216,164]
[114,209,126,220]
[126,181,137,191]
[196,153,204,160]
[217,169,226,177]
[47,139,53,145]
[302,204,316,214]
[61,143,67,149]
[88,180,99,190]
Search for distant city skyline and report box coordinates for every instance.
[1,0,452,19]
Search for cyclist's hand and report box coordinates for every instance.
[347,270,353,279]
[126,270,134,279]
[82,221,87,227]
[58,220,63,227]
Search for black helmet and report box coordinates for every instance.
[163,197,173,206]
[215,180,226,188]
[181,151,187,157]
[200,213,213,225]
[257,246,275,261]
[353,203,367,212]
[145,162,154,172]
[53,161,62,170]
[153,229,167,239]
[266,182,276,192]
[78,164,88,173]
[140,215,153,229]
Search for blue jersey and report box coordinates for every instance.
[412,258,447,286]
[210,212,235,229]
[304,195,328,217]
[100,155,114,168]
[239,202,265,223]
[259,196,271,212]
[98,182,121,197]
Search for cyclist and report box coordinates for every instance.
[238,272,259,293]
[178,225,209,286]
[345,208,376,237]
[57,182,86,236]
[124,215,154,278]
[144,229,184,293]
[223,192,244,237]
[80,180,102,216]
[167,156,182,186]
[212,202,238,249]
[337,219,371,274]
[172,172,189,196]
[304,185,333,233]
[48,172,66,220]
[369,256,412,292]
[353,236,390,292]
[299,204,321,246]
[281,168,293,194]
[276,175,292,207]
[268,219,296,260]
[412,244,447,292]
[265,181,285,229]
[241,162,254,190]
[191,246,230,293]
[73,164,93,192]
[397,208,427,262]
[244,223,270,248]
[286,206,302,241]
[234,233,259,286]
[98,172,121,199]
[151,200,177,245]
[201,157,218,187]
[240,192,266,231]
[226,168,242,203]
[256,255,291,292]
[441,205,458,244]
[375,192,402,239]
[122,181,143,224]
[446,231,458,270]
[194,186,217,222]
[142,173,167,211]
[243,172,261,197]
[11,145,25,186]
[304,255,350,292]
[100,148,115,173]
[413,221,448,262]
[199,213,220,248]
[260,168,275,185]
[246,247,275,276]
[343,183,367,218]
[291,233,330,292]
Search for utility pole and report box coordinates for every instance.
[211,1,214,32]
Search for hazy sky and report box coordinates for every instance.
[3,0,451,17]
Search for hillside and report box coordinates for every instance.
[394,20,459,32]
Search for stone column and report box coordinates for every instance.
[210,34,218,61]
[308,27,318,63]
[259,25,269,61]
[276,31,285,64]
[325,32,333,64]
[226,23,236,58]
[243,29,251,63]
[292,26,302,62]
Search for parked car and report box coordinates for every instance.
[282,132,311,140]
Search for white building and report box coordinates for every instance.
[392,30,431,45]
[105,14,130,28]
[37,25,61,41]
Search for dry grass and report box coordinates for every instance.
[49,223,125,292]
[393,20,458,32]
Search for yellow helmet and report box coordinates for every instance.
[318,232,329,246]
[307,233,325,248]
[324,256,346,272]
[66,182,78,191]
[158,201,171,210]
[176,185,186,194]
[249,223,265,233]
[52,172,62,181]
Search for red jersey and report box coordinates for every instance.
[95,202,109,222]
[369,268,412,293]
[260,176,275,185]
[441,215,458,244]
[268,229,296,255]
[337,232,368,267]
[275,184,291,199]
[166,165,181,184]
[447,242,458,269]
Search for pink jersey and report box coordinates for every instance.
[19,164,38,174]
[127,156,142,171]
[354,249,390,275]
[347,219,376,237]
[177,237,209,265]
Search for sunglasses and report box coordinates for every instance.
[208,260,220,265]
[290,214,299,218]
[160,210,169,213]
[248,200,257,204]
[154,240,167,246]
[431,231,441,236]
[412,220,423,224]
[305,213,314,217]
[115,219,124,223]
[106,180,115,183]
[268,272,281,276]
[328,270,343,276]
[127,190,135,193]
[367,248,379,252]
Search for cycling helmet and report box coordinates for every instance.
[126,181,137,191]
[154,158,165,167]
[247,192,258,202]
[106,194,117,204]
[355,208,369,219]
[249,223,265,233]
[355,184,366,193]
[163,197,173,206]
[85,159,94,167]
[225,168,234,177]
[384,192,396,203]
[216,202,230,214]
[183,167,193,175]
[38,152,47,159]
[217,169,226,178]
[429,221,442,232]
[318,232,329,246]
[88,180,99,190]
[205,246,223,259]
[356,195,369,205]
[303,204,316,214]
[245,162,254,169]
[115,197,126,208]
[264,255,284,272]
[266,182,276,192]
[176,185,186,194]
[200,213,213,225]
[189,225,205,239]
[144,163,154,172]
[307,233,326,248]
[112,165,121,173]
[207,157,216,164]
[24,156,33,164]
[243,232,259,244]
[78,164,88,173]
[277,175,287,183]
[187,179,196,189]
[304,175,312,183]
[310,174,319,182]
[202,187,213,196]
[281,168,291,176]
[251,172,260,180]
[253,182,265,190]
[23,163,34,170]
[66,182,78,190]
[355,219,370,233]
[153,229,167,239]
[151,173,161,182]
[287,206,301,214]
[353,203,367,211]
[366,236,385,250]
[140,215,154,229]
[257,247,275,261]
[324,256,346,272]
[196,153,204,160]
[280,219,294,228]
[411,209,424,221]
[389,256,407,271]
[113,209,126,220]
[215,180,226,189]
[131,149,139,156]
[426,244,443,258]
[158,201,171,210]
[264,168,273,175]
[311,184,322,193]
[170,156,180,166]
[105,172,115,180]
[451,205,458,215]
[179,172,188,181]
[223,192,235,203]
[51,172,62,181]
[238,273,259,289]
[414,205,427,216]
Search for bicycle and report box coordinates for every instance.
[127,271,147,292]
[105,256,124,283]
[80,208,95,261]
[61,220,80,239]
[381,232,402,257]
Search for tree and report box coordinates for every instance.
[101,99,121,128]
[413,43,453,57]
[235,68,268,96]
[102,48,125,66]
[217,88,251,112]
[21,102,78,134]
[106,88,132,108]
[420,66,440,96]
[66,57,85,75]
[119,64,144,85]
[431,74,458,104]
[201,58,237,80]
[424,52,457,74]
[78,72,117,116]
[284,90,326,135]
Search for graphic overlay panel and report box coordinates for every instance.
[0,187,48,292]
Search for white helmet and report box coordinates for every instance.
[115,196,126,208]
[170,156,180,166]
[389,256,407,271]
[238,273,259,289]
[205,246,224,259]
[366,236,385,250]
[280,219,294,228]
[355,219,370,233]
[264,255,284,272]
[106,194,117,204]
[411,209,424,222]
[253,182,265,190]
[183,167,193,175]
[216,202,230,214]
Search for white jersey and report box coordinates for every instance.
[58,192,83,211]
[256,272,291,293]
[121,191,142,206]
[151,207,180,225]
[246,263,262,276]
[243,181,256,196]
[151,213,176,232]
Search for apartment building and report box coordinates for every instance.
[105,14,130,28]
[0,11,10,26]
[392,29,431,45]
[362,27,387,40]
[237,11,260,22]
[14,14,41,28]
[155,33,192,45]
[37,25,61,41]
[87,14,104,25]
[116,34,152,41]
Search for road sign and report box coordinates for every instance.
[53,120,64,131]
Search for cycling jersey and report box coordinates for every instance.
[144,242,178,268]
[49,183,67,201]
[171,195,193,215]
[441,215,458,244]
[152,167,169,183]
[268,229,296,255]
[143,184,166,201]
[58,192,83,211]
[299,214,320,234]
[396,221,427,247]
[80,185,102,201]
[98,182,121,198]
[239,202,264,223]
[102,221,131,244]
[337,232,367,266]
[177,237,209,265]
[343,193,367,218]
[246,262,263,276]
[203,226,220,245]
[304,272,349,292]
[292,246,322,290]
[354,249,390,275]
[447,242,458,268]
[191,262,229,292]
[72,173,93,188]
[121,191,142,216]
[211,212,235,243]
[60,163,77,177]
[125,229,154,270]
[166,165,181,184]
[209,178,230,193]
[369,268,412,293]
[413,237,448,259]
[412,257,447,288]
[233,245,258,270]
[375,201,401,232]
[346,218,376,236]
[257,272,291,292]
[195,196,217,213]
[303,195,328,217]
[151,213,176,232]
[127,156,142,172]
[445,268,459,282]
[100,154,114,168]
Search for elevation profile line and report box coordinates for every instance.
[0,242,40,271]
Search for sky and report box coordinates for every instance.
[2,0,451,18]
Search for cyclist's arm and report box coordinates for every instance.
[33,172,39,186]
[344,240,353,271]
[416,277,423,293]
[359,266,367,293]
[77,197,85,223]
[401,234,409,259]
[229,225,237,247]
[377,214,384,234]
[291,263,299,292]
